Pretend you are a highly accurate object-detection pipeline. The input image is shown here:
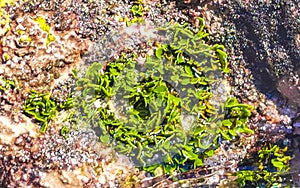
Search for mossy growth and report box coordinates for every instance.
[235,144,292,187]
[0,76,15,91]
[60,125,70,138]
[24,90,57,133]
[33,16,55,46]
[72,18,254,175]
[24,90,73,133]
[122,0,145,26]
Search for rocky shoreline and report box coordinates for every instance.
[1,0,300,187]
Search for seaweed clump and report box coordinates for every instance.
[235,144,292,187]
[23,90,73,133]
[69,18,254,175]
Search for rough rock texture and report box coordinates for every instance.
[0,115,141,187]
[1,0,300,187]
[180,0,299,140]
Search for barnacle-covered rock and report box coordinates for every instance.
[0,115,140,187]
[0,9,11,37]
[277,73,300,110]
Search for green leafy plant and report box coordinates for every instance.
[60,125,69,138]
[24,90,57,133]
[220,97,254,140]
[23,90,73,133]
[123,0,145,26]
[235,144,291,187]
[71,17,255,175]
[58,95,74,110]
[131,4,143,17]
[0,77,15,91]
[258,145,291,172]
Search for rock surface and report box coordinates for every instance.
[1,0,300,187]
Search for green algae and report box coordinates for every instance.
[123,0,145,26]
[23,90,73,133]
[20,15,254,175]
[0,77,15,91]
[70,18,254,175]
[24,90,57,133]
[235,144,292,187]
